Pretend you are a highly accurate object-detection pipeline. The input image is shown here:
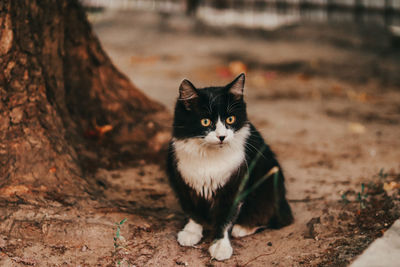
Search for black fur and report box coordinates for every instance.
[167,74,293,241]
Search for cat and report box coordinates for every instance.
[167,73,293,261]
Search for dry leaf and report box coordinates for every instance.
[346,90,376,103]
[330,85,343,96]
[85,124,113,140]
[216,66,232,78]
[0,185,30,197]
[348,122,366,134]
[264,71,277,80]
[251,73,268,87]
[166,214,175,219]
[228,61,247,75]
[383,181,400,193]
[298,73,311,82]
[95,124,113,136]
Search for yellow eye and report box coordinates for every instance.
[200,118,211,127]
[226,116,236,124]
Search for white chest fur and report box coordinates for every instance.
[173,125,250,199]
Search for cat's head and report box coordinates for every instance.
[172,73,248,147]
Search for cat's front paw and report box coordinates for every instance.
[177,230,202,246]
[208,238,233,261]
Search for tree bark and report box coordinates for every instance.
[0,0,169,203]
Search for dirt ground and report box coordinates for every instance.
[1,9,400,266]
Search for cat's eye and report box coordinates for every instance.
[200,118,211,127]
[226,116,236,125]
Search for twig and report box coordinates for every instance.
[288,196,324,203]
[241,248,277,266]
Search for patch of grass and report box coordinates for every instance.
[356,183,368,210]
[113,218,127,266]
[341,192,349,204]
[114,218,127,249]
[227,144,280,224]
[301,170,400,266]
[378,168,389,180]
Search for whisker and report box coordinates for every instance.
[244,142,268,161]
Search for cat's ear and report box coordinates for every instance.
[179,79,198,110]
[227,73,245,99]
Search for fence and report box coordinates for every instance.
[82,0,400,28]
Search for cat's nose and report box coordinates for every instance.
[218,136,225,142]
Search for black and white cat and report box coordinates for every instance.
[167,73,293,261]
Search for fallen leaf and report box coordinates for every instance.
[330,85,343,96]
[85,124,113,140]
[250,73,268,87]
[216,66,232,78]
[0,185,30,197]
[348,122,366,134]
[229,61,247,75]
[346,90,376,103]
[358,92,368,103]
[166,214,175,219]
[264,71,277,80]
[95,124,113,136]
[383,181,400,193]
[49,167,56,173]
[298,73,311,82]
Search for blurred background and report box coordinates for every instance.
[81,0,400,109]
[78,0,400,152]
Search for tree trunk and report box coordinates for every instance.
[0,0,169,204]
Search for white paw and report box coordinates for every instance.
[208,238,233,261]
[177,230,202,246]
[177,219,203,246]
[231,224,258,238]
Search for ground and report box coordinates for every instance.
[1,9,400,267]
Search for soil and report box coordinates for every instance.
[1,9,400,267]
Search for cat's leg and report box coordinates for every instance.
[231,224,261,238]
[208,227,233,261]
[269,197,294,229]
[177,219,203,246]
[208,205,238,260]
[208,183,245,260]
